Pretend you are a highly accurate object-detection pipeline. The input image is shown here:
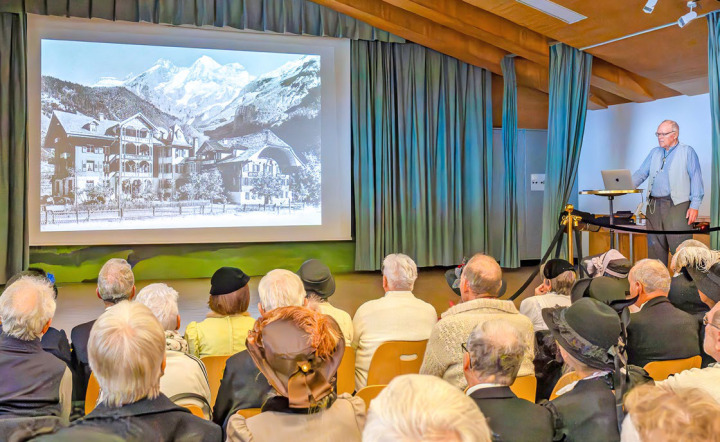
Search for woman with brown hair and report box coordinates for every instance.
[226,306,365,441]
[184,267,256,357]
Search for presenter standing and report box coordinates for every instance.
[632,120,704,266]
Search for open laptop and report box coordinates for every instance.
[601,169,635,191]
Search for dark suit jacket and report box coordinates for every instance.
[34,394,221,442]
[627,296,700,367]
[668,272,710,317]
[544,376,619,442]
[469,386,553,442]
[0,325,71,369]
[70,320,95,402]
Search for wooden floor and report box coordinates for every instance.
[52,266,540,337]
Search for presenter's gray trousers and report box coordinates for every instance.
[645,196,692,266]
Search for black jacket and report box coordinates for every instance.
[469,386,553,442]
[626,297,700,367]
[0,325,71,369]
[212,350,272,431]
[668,272,710,317]
[70,320,94,402]
[34,394,221,442]
[544,376,619,442]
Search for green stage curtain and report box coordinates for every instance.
[352,40,493,270]
[0,11,28,284]
[708,11,720,249]
[500,55,520,268]
[540,44,592,255]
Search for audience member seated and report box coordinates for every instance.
[542,298,623,442]
[297,259,353,344]
[656,300,720,402]
[622,384,720,442]
[420,254,534,390]
[672,245,720,308]
[0,276,71,423]
[71,258,135,403]
[185,266,255,357]
[2,268,71,368]
[352,253,437,389]
[463,320,553,442]
[363,374,491,442]
[520,258,575,331]
[668,240,712,317]
[135,283,212,418]
[226,306,364,441]
[213,269,307,431]
[626,259,700,367]
[35,301,221,441]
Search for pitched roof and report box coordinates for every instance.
[51,110,117,139]
[216,129,303,169]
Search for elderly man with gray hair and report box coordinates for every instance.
[0,276,71,425]
[626,258,700,367]
[420,253,534,390]
[35,301,220,441]
[352,253,437,390]
[70,258,136,405]
[135,283,212,418]
[463,320,553,442]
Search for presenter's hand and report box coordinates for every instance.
[686,208,699,225]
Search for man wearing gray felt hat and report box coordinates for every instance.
[297,259,352,345]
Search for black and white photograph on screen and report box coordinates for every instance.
[40,40,322,232]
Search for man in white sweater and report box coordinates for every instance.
[352,254,437,390]
[420,254,535,390]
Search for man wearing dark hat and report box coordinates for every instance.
[297,259,352,345]
[542,298,622,442]
[520,259,575,332]
[673,245,720,308]
[626,259,700,367]
[668,240,712,317]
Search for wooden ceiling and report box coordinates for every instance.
[309,0,720,110]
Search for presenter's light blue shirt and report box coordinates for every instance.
[632,143,704,210]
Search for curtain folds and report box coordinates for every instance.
[352,40,493,270]
[0,11,28,284]
[10,0,402,43]
[708,11,720,249]
[500,56,520,268]
[540,44,592,255]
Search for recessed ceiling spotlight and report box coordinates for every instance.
[678,1,698,27]
[643,0,658,13]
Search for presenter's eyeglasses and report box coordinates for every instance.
[655,130,676,138]
[703,315,720,331]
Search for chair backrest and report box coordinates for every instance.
[355,385,387,412]
[549,371,583,400]
[236,408,262,419]
[509,375,537,402]
[201,355,232,407]
[643,355,702,381]
[85,372,101,415]
[183,405,206,419]
[337,346,356,395]
[366,340,428,386]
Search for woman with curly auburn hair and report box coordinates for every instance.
[226,306,365,442]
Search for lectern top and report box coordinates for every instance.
[579,189,642,196]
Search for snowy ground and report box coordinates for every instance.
[41,206,321,232]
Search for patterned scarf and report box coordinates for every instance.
[165,330,188,353]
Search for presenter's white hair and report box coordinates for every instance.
[382,254,418,291]
[0,276,56,341]
[97,258,135,303]
[258,269,306,312]
[135,283,180,331]
[363,374,492,442]
[89,301,165,407]
[630,259,671,294]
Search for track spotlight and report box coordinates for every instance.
[678,1,699,27]
[643,0,658,13]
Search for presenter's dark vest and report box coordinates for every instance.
[0,333,66,418]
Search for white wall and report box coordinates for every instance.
[577,93,713,216]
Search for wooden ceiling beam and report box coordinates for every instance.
[590,58,654,103]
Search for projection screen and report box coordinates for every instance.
[27,15,351,245]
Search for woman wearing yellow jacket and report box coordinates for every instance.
[185,267,256,358]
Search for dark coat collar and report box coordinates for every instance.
[0,332,43,352]
[83,394,188,420]
[468,386,516,400]
[640,296,670,310]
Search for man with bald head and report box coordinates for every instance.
[420,254,534,389]
[632,120,704,265]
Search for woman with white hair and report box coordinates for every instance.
[35,301,221,441]
[668,240,713,317]
[135,283,212,418]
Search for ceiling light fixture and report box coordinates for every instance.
[678,1,699,27]
[643,0,658,13]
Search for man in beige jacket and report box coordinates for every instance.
[420,254,535,390]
